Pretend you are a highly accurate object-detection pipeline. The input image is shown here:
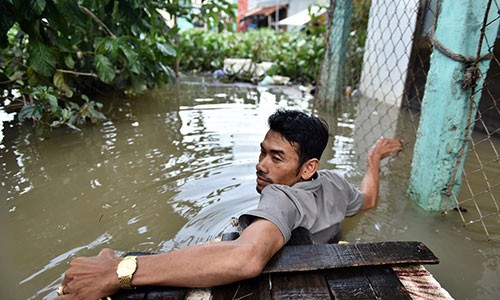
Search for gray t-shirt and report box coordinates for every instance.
[238,170,364,244]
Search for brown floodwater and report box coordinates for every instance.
[0,76,499,299]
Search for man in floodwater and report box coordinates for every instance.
[57,109,403,299]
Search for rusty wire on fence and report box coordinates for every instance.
[339,0,500,240]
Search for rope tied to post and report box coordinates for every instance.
[428,28,493,63]
[427,28,492,89]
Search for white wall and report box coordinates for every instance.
[359,0,420,107]
[248,0,287,10]
[287,0,324,15]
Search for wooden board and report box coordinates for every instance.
[263,241,439,273]
[326,266,412,299]
[212,267,413,300]
[211,276,271,300]
[111,286,187,300]
[270,272,331,299]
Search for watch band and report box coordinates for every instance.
[119,275,134,289]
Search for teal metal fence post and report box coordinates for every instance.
[407,0,499,211]
[316,0,353,111]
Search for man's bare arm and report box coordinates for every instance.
[58,218,284,299]
[133,218,284,287]
[361,137,403,210]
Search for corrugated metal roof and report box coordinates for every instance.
[242,3,287,19]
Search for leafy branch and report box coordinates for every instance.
[55,69,98,78]
[78,5,117,39]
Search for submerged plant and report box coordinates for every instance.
[178,28,325,84]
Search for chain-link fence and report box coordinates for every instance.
[447,0,500,240]
[340,0,499,240]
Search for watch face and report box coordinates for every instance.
[117,257,137,276]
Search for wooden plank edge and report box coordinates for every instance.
[263,241,439,274]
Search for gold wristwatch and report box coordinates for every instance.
[116,256,137,289]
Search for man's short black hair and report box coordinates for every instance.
[268,109,329,166]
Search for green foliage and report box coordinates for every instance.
[0,0,236,133]
[29,41,58,77]
[17,86,106,132]
[94,54,116,84]
[178,28,325,83]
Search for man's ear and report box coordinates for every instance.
[300,158,319,180]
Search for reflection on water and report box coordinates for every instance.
[0,77,499,299]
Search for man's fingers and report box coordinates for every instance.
[371,137,404,160]
[55,283,70,299]
[61,271,72,287]
[61,257,82,286]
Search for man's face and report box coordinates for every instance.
[256,130,303,193]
